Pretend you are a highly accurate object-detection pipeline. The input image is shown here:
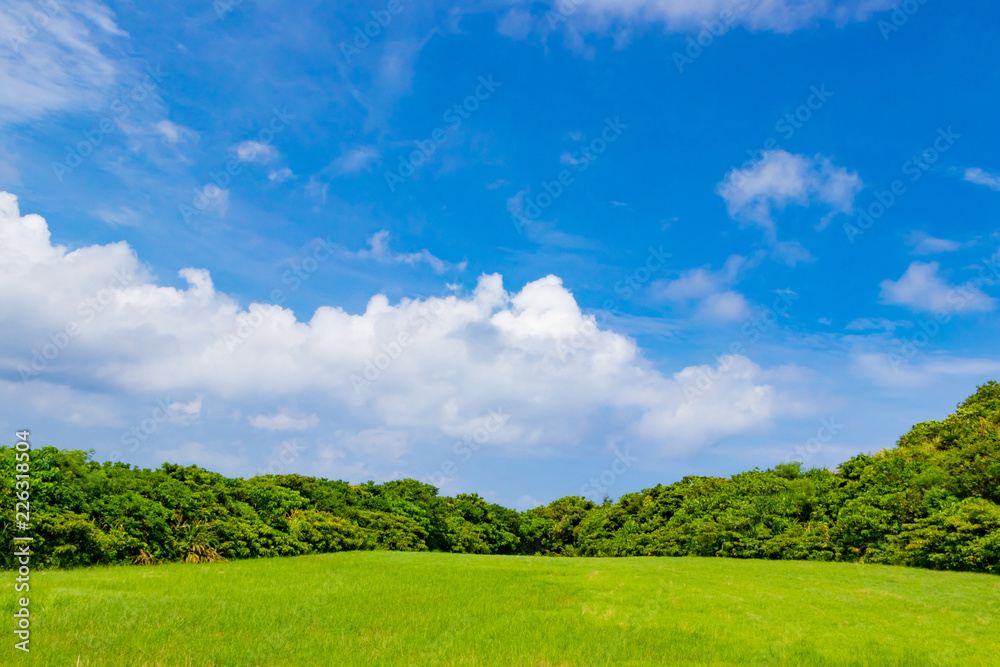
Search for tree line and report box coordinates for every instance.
[2,382,997,574]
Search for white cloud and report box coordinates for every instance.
[697,291,751,321]
[906,231,973,256]
[168,397,202,424]
[964,167,1000,191]
[349,230,467,274]
[878,261,996,314]
[852,352,1000,389]
[329,146,379,175]
[0,0,127,123]
[654,254,751,321]
[559,152,580,167]
[0,379,124,428]
[155,120,197,144]
[771,239,815,267]
[845,317,912,334]
[497,8,534,40]
[249,412,319,432]
[268,168,294,183]
[0,191,788,455]
[500,0,896,42]
[717,150,862,241]
[193,187,229,219]
[232,140,278,163]
[93,204,141,228]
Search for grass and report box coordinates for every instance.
[12,551,1000,666]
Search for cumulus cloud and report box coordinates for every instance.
[878,261,996,314]
[717,150,863,240]
[964,167,1000,191]
[0,191,787,455]
[653,254,752,321]
[0,0,127,123]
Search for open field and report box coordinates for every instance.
[15,551,1000,666]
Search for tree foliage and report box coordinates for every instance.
[2,382,998,574]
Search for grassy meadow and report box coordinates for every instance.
[16,551,1000,666]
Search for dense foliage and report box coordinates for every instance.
[3,382,998,573]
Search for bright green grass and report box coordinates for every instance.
[13,552,1000,666]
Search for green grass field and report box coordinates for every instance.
[14,552,1000,666]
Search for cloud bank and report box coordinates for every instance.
[0,191,787,456]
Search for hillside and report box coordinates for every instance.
[26,551,1000,666]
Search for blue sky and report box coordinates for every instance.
[1,0,999,509]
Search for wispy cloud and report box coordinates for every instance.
[0,0,128,123]
[249,413,319,432]
[879,261,995,314]
[155,119,197,144]
[964,167,1000,191]
[906,231,974,256]
[350,230,466,274]
[329,146,379,175]
[653,254,753,321]
[845,318,912,334]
